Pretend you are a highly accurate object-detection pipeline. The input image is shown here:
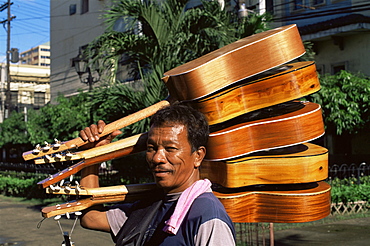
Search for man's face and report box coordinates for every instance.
[146,123,204,193]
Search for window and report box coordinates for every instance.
[313,0,325,5]
[34,92,46,108]
[70,4,77,15]
[41,56,50,59]
[331,62,347,75]
[41,48,50,52]
[294,0,304,10]
[316,64,325,75]
[10,91,18,106]
[81,0,89,14]
[266,0,274,14]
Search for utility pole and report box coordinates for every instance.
[0,0,15,119]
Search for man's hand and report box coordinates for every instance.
[80,120,122,148]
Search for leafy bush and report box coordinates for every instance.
[329,177,370,203]
[0,172,50,199]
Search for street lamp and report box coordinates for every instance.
[72,54,99,91]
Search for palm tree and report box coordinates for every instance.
[85,0,271,134]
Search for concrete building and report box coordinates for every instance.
[0,64,50,123]
[267,0,370,76]
[20,42,51,67]
[50,0,112,101]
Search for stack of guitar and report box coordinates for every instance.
[22,24,330,223]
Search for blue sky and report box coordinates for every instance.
[0,0,49,62]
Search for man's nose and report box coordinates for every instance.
[151,148,166,164]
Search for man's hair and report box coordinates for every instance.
[149,103,209,152]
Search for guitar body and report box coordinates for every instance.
[164,24,305,101]
[201,143,328,187]
[206,101,324,161]
[214,181,331,223]
[193,61,320,125]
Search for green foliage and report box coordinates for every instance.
[0,111,28,146]
[87,0,270,84]
[0,172,50,199]
[25,93,91,145]
[307,70,370,135]
[329,177,370,203]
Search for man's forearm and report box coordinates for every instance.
[80,164,100,188]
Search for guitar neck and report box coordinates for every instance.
[46,183,157,197]
[34,132,148,164]
[36,133,147,188]
[41,183,159,218]
[22,100,169,161]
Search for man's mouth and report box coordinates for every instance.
[152,169,173,177]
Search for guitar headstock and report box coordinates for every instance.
[37,160,91,189]
[23,138,85,161]
[33,132,147,165]
[41,195,126,218]
[34,151,82,164]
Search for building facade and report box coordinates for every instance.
[20,42,51,67]
[0,64,50,123]
[50,0,113,102]
[268,0,370,76]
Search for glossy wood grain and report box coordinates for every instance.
[201,143,328,187]
[164,24,305,101]
[193,61,319,125]
[214,181,331,223]
[206,101,325,161]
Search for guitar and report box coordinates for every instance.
[42,181,330,223]
[192,61,320,125]
[206,101,324,161]
[36,101,323,188]
[22,24,305,162]
[32,61,320,165]
[42,183,158,218]
[164,24,305,101]
[213,181,331,223]
[200,143,328,188]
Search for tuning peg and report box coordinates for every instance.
[55,153,63,159]
[65,151,74,158]
[54,215,62,220]
[54,138,61,148]
[74,211,82,216]
[69,175,74,182]
[66,212,70,219]
[43,141,51,151]
[44,154,52,160]
[49,184,61,191]
[33,144,41,154]
[60,179,65,187]
[48,174,54,181]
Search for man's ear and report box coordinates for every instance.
[194,146,206,168]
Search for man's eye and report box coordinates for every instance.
[147,146,155,151]
[166,147,177,152]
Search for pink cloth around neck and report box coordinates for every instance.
[163,179,212,235]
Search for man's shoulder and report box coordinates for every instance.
[188,192,230,220]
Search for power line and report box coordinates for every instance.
[272,2,370,22]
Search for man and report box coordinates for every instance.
[79,103,236,245]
